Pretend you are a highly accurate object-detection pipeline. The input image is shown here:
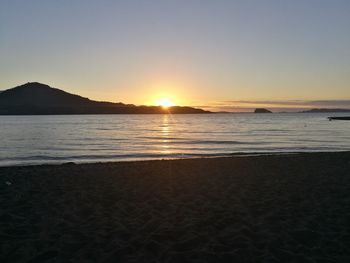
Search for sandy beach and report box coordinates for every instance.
[1,152,350,262]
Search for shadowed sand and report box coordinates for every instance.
[1,152,350,262]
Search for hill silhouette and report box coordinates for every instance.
[0,82,210,115]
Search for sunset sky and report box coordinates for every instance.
[1,0,349,111]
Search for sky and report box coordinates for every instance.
[1,0,350,111]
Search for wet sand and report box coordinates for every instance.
[1,152,350,262]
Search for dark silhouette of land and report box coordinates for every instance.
[301,108,350,113]
[254,108,272,113]
[328,116,350,121]
[0,82,210,115]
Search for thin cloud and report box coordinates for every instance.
[195,100,350,112]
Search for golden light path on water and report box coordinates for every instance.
[160,114,172,155]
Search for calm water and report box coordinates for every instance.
[0,113,349,166]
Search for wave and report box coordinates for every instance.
[137,137,266,145]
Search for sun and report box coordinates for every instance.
[157,98,174,108]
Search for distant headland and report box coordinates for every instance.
[0,82,210,115]
[301,108,350,113]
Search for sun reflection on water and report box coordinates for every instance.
[160,114,171,154]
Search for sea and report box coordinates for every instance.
[0,113,349,166]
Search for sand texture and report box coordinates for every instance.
[1,152,350,262]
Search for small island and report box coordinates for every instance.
[254,108,272,113]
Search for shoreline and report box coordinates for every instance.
[1,151,350,262]
[1,150,349,168]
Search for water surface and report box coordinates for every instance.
[0,113,349,166]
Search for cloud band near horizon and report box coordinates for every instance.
[197,100,350,112]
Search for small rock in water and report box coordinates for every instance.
[5,181,12,186]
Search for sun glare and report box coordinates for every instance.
[157,98,174,108]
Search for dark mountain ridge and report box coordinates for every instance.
[0,82,93,106]
[0,82,210,115]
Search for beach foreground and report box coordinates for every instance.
[1,152,350,262]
